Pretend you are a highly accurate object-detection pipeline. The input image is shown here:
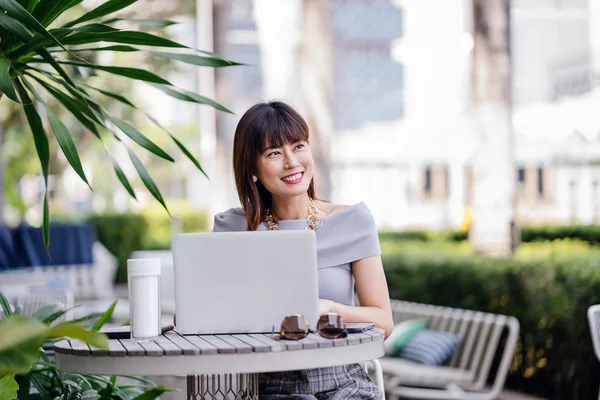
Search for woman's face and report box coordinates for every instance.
[256,140,313,199]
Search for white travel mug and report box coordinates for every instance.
[127,258,161,341]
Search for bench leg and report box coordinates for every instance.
[187,374,259,399]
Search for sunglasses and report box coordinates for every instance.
[278,313,348,340]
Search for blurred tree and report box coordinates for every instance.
[469,0,518,256]
[301,0,333,200]
[254,0,333,200]
[0,0,238,245]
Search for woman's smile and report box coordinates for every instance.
[281,172,304,184]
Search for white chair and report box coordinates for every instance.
[365,359,386,399]
[381,300,520,400]
[14,289,75,323]
[0,242,117,301]
[587,304,600,400]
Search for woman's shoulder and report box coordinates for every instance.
[213,207,247,232]
[317,201,374,223]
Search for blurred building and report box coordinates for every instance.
[332,0,600,229]
[138,0,600,229]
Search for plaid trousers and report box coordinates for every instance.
[258,363,383,400]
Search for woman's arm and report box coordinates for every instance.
[319,255,394,339]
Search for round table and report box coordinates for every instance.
[54,328,385,399]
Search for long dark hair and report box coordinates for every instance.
[233,101,317,230]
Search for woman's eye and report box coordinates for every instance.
[267,151,280,157]
[295,143,305,150]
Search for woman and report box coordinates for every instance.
[213,100,394,400]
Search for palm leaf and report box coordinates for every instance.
[0,292,13,317]
[46,322,108,348]
[0,7,34,39]
[101,18,177,28]
[0,0,69,50]
[112,160,137,200]
[28,73,101,138]
[51,59,172,85]
[6,28,70,57]
[81,84,205,175]
[29,373,53,400]
[59,44,140,53]
[13,76,49,178]
[131,386,170,400]
[24,0,38,12]
[52,23,119,33]
[108,115,174,162]
[91,300,117,331]
[42,192,49,246]
[82,83,135,107]
[63,0,138,28]
[145,114,206,178]
[127,147,170,216]
[56,43,221,58]
[20,75,91,189]
[33,0,82,28]
[13,76,50,246]
[26,67,103,118]
[36,48,77,86]
[0,56,19,102]
[59,45,241,68]
[148,82,232,113]
[149,51,243,68]
[59,30,186,48]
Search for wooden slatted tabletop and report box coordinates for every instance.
[54,329,385,376]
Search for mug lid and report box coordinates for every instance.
[127,258,161,276]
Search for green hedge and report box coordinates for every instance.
[382,239,600,400]
[91,208,207,283]
[379,224,600,246]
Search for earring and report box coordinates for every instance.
[252,176,257,183]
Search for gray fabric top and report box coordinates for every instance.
[213,202,381,306]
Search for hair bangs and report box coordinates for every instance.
[258,106,309,153]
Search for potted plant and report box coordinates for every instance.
[0,292,170,399]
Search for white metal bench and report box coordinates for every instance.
[381,300,520,400]
[0,242,117,301]
[587,304,600,400]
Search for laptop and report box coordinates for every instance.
[172,230,319,335]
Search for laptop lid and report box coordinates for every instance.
[172,230,319,335]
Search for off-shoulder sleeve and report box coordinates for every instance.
[317,202,381,268]
[212,207,248,232]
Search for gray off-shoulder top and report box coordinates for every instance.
[212,202,381,306]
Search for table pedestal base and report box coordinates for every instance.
[186,374,259,400]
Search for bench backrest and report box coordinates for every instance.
[588,305,600,361]
[390,299,519,390]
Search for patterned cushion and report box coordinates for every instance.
[384,319,428,356]
[397,329,460,365]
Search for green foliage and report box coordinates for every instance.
[139,202,208,249]
[381,238,600,400]
[91,206,207,282]
[520,225,600,246]
[90,213,147,284]
[379,224,600,246]
[0,293,169,400]
[0,0,237,246]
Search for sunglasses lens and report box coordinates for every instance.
[319,326,348,339]
[317,313,348,339]
[280,315,310,340]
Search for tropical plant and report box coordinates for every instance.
[0,293,169,400]
[0,0,239,245]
